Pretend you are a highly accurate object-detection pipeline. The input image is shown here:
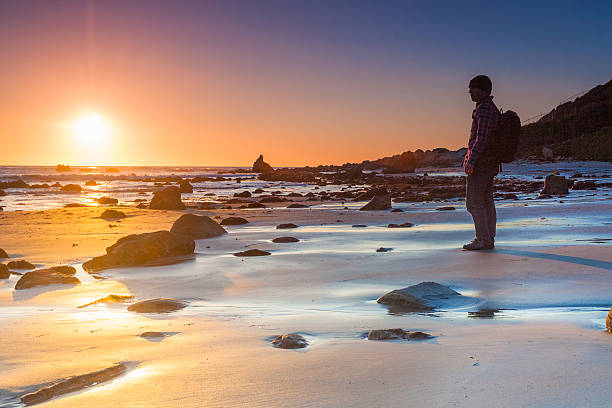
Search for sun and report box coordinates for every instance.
[72,113,109,145]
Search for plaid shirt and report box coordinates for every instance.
[464,95,499,168]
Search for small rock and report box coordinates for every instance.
[97,196,118,205]
[271,333,307,349]
[468,308,499,318]
[15,266,79,289]
[60,184,82,193]
[391,208,403,212]
[286,203,308,208]
[100,209,126,219]
[352,224,367,228]
[436,206,456,211]
[359,190,391,211]
[127,298,186,313]
[85,180,98,186]
[233,249,271,257]
[377,281,460,311]
[247,202,266,208]
[272,237,299,243]
[376,247,392,252]
[234,191,252,198]
[20,363,127,406]
[276,223,298,229]
[7,260,35,270]
[220,217,249,225]
[387,222,414,228]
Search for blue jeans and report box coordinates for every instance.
[466,162,499,244]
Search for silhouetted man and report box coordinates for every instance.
[463,75,500,250]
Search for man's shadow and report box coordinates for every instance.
[494,248,612,271]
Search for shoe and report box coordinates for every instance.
[462,239,493,251]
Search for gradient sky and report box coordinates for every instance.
[1,0,611,166]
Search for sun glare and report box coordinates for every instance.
[73,113,109,145]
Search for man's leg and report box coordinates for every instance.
[483,165,497,245]
[465,167,493,249]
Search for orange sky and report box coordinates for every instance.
[2,1,610,167]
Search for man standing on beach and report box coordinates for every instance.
[463,75,500,250]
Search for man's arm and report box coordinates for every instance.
[465,103,498,169]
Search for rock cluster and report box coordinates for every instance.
[366,328,433,341]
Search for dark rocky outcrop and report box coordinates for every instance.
[7,260,35,270]
[149,186,185,210]
[272,236,299,243]
[56,164,72,172]
[366,328,433,341]
[100,209,126,219]
[271,333,308,349]
[60,184,82,193]
[572,180,597,190]
[127,298,186,313]
[20,363,127,406]
[220,217,249,225]
[170,214,227,239]
[276,223,298,229]
[0,248,7,258]
[0,178,28,189]
[0,264,9,279]
[377,282,461,311]
[233,249,271,257]
[15,266,79,289]
[252,154,274,173]
[607,307,611,333]
[82,231,195,272]
[359,189,391,211]
[541,175,569,195]
[378,151,417,173]
[518,78,612,160]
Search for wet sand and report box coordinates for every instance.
[1,202,611,407]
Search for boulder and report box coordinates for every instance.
[377,282,461,311]
[541,175,569,195]
[359,189,391,211]
[220,217,248,225]
[85,180,98,186]
[15,266,80,289]
[178,180,193,193]
[376,247,392,252]
[60,184,82,193]
[150,186,185,210]
[607,307,611,333]
[247,202,266,208]
[82,231,195,272]
[7,260,35,270]
[127,298,186,313]
[271,333,307,349]
[276,223,298,229]
[352,224,367,228]
[97,196,118,205]
[100,209,126,219]
[253,154,274,173]
[272,237,299,243]
[0,264,9,279]
[170,214,227,239]
[572,180,597,190]
[233,249,271,257]
[0,248,7,258]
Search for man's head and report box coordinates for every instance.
[468,75,492,103]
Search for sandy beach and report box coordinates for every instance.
[1,184,611,407]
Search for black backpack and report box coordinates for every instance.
[488,109,521,163]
